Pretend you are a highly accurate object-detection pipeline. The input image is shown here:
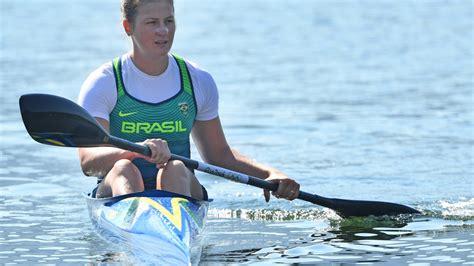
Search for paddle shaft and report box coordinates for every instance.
[170,154,332,205]
[108,135,332,206]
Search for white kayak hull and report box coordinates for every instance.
[84,190,209,264]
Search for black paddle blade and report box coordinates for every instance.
[299,192,420,218]
[19,94,109,147]
[329,198,420,218]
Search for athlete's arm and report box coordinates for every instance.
[191,117,300,201]
[78,118,138,177]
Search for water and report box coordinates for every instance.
[1,0,473,264]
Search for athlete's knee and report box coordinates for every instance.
[113,159,137,172]
[159,160,191,183]
[110,159,141,181]
[106,159,144,193]
[165,160,187,171]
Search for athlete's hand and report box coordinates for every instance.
[141,138,171,168]
[263,172,300,202]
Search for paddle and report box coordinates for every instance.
[19,93,420,218]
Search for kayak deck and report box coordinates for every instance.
[85,190,209,264]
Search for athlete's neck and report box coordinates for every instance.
[129,52,169,76]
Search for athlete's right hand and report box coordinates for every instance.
[141,138,171,168]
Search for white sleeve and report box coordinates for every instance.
[190,65,219,121]
[77,63,117,121]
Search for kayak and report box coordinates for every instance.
[84,190,209,264]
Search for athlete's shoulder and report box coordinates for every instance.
[91,53,130,76]
[186,61,217,90]
[80,61,116,97]
[171,54,218,95]
[173,55,213,79]
[82,54,132,90]
[78,59,119,115]
[85,61,114,82]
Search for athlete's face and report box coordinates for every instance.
[124,1,176,58]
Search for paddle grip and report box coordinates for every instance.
[248,177,279,191]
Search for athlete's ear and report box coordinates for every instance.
[123,19,132,36]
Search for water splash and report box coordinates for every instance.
[208,207,338,221]
[439,198,474,219]
[209,198,474,222]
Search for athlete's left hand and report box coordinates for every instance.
[142,138,171,168]
[263,172,300,202]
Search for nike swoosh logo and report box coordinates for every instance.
[118,111,138,117]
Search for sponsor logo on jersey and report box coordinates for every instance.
[118,111,138,117]
[121,121,187,134]
[179,102,189,115]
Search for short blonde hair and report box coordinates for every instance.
[121,0,174,24]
